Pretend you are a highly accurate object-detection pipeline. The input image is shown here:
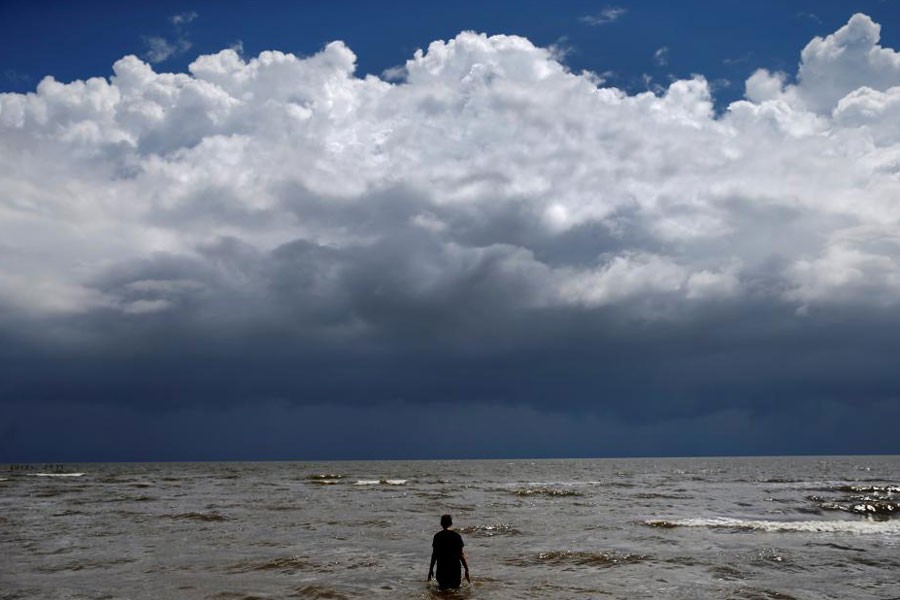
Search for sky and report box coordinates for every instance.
[2,1,900,461]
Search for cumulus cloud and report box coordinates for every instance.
[745,13,900,113]
[2,14,900,429]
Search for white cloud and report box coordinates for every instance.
[171,11,198,27]
[143,11,198,64]
[143,36,186,64]
[745,13,900,114]
[653,46,670,67]
[2,15,900,334]
[580,7,627,26]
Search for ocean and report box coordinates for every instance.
[1,456,898,599]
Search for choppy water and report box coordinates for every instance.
[2,456,899,599]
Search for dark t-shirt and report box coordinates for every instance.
[432,529,464,588]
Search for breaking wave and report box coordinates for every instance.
[807,482,900,519]
[835,485,900,494]
[306,474,345,485]
[644,517,900,534]
[354,479,407,485]
[511,487,582,497]
[29,472,85,477]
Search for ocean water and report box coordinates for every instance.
[1,456,899,599]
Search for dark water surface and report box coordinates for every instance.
[2,456,899,599]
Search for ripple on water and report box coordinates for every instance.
[167,511,229,522]
[458,523,521,537]
[505,550,649,568]
[227,555,311,574]
[729,588,799,600]
[633,492,691,500]
[292,585,349,599]
[710,564,748,581]
[804,541,866,553]
[36,557,137,573]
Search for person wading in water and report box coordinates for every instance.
[428,514,470,589]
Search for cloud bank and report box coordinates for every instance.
[2,14,900,456]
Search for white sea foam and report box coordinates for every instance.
[354,479,407,486]
[0,477,8,482]
[647,517,900,535]
[29,472,85,477]
[516,480,605,487]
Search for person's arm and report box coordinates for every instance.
[427,549,436,581]
[460,549,470,582]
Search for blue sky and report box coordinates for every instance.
[2,2,900,461]
[4,1,897,104]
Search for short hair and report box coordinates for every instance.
[440,514,452,528]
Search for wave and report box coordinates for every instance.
[168,512,229,522]
[227,555,310,573]
[353,479,407,485]
[835,484,900,494]
[807,482,899,518]
[29,472,85,477]
[36,557,136,573]
[512,480,633,488]
[209,593,290,600]
[306,474,345,484]
[644,517,900,534]
[518,480,602,486]
[52,510,86,517]
[505,550,648,568]
[292,584,348,599]
[511,487,581,497]
[819,500,899,518]
[634,492,692,500]
[458,523,521,537]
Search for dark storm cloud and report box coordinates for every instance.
[2,16,900,458]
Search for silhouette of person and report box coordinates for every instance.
[428,514,470,589]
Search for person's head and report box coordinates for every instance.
[440,514,452,529]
